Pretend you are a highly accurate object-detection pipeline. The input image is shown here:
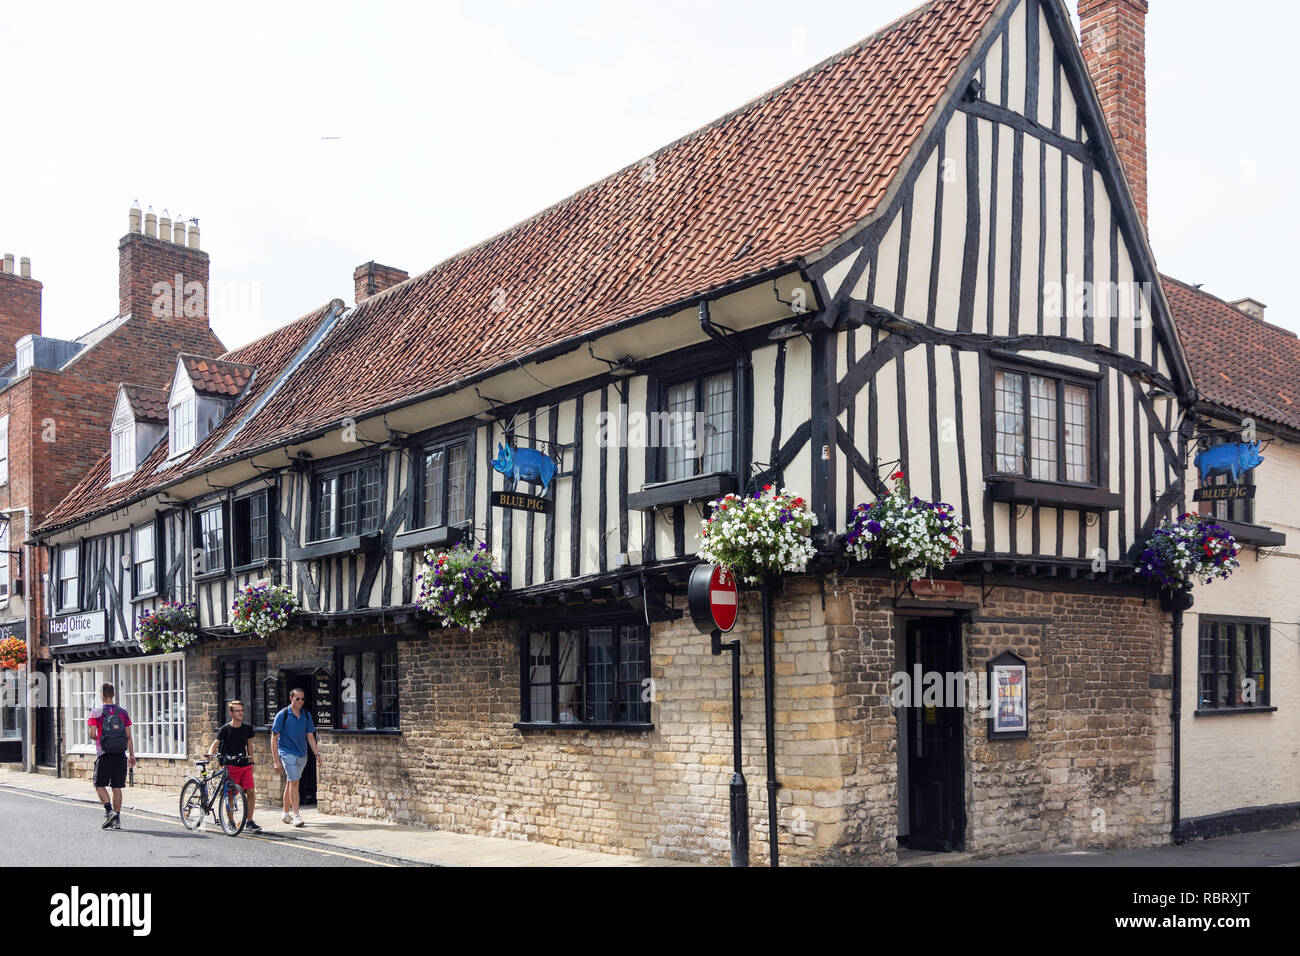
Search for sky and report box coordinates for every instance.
[1,0,1296,349]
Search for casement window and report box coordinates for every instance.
[661,370,736,482]
[314,461,383,540]
[0,668,20,741]
[15,338,33,377]
[993,365,1096,484]
[57,545,80,611]
[169,398,196,455]
[219,656,269,728]
[521,622,651,727]
[132,523,156,596]
[233,490,271,568]
[64,655,186,757]
[193,504,225,575]
[111,425,136,480]
[1197,433,1255,525]
[0,413,9,486]
[336,646,399,731]
[1197,618,1270,711]
[418,440,469,528]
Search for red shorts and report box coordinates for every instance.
[227,763,254,791]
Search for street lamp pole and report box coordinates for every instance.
[712,627,748,867]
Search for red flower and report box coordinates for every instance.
[892,471,904,480]
[763,484,772,491]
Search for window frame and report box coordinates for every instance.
[0,523,8,602]
[111,423,136,480]
[987,355,1103,488]
[1195,616,1272,714]
[169,397,197,456]
[517,618,653,730]
[332,640,400,734]
[215,651,271,731]
[64,655,187,758]
[0,413,9,486]
[232,488,274,571]
[55,544,81,613]
[414,436,471,531]
[191,502,228,578]
[654,365,739,485]
[131,520,159,600]
[312,457,385,542]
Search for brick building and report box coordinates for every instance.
[0,207,223,765]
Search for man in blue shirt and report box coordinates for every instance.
[270,688,320,827]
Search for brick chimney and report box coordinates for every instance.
[0,252,42,362]
[353,261,409,303]
[1229,297,1266,321]
[119,201,211,322]
[1078,0,1149,229]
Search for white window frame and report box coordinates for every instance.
[111,425,136,480]
[0,413,9,486]
[0,524,9,602]
[15,337,34,377]
[64,654,186,758]
[168,364,197,457]
[0,668,21,741]
[56,545,79,612]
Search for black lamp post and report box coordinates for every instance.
[711,626,749,867]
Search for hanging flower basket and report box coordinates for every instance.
[0,636,26,670]
[135,602,199,653]
[231,584,300,639]
[696,485,818,584]
[843,472,968,581]
[1137,513,1239,591]
[416,542,507,632]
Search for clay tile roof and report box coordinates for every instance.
[217,0,999,455]
[1163,274,1300,433]
[178,354,257,398]
[37,303,335,533]
[120,384,169,423]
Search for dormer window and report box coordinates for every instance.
[170,398,196,455]
[111,425,135,479]
[15,337,33,377]
[166,354,255,458]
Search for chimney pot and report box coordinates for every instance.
[19,257,30,279]
[173,216,186,245]
[187,222,200,250]
[129,201,142,234]
[144,209,157,239]
[159,211,172,241]
[1,254,12,274]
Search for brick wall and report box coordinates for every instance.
[0,270,41,361]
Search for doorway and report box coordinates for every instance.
[899,617,965,851]
[35,661,54,767]
[283,673,318,806]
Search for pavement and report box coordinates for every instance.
[960,826,1300,867]
[0,766,694,867]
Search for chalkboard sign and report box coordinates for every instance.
[313,667,334,729]
[263,674,282,725]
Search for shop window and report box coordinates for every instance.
[64,656,186,757]
[336,647,399,731]
[520,622,650,726]
[220,657,269,728]
[233,490,271,568]
[418,440,469,528]
[1197,618,1269,710]
[0,669,20,741]
[993,363,1096,484]
[314,461,383,540]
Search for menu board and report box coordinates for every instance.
[313,669,334,729]
[263,675,281,725]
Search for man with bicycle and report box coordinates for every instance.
[207,699,261,833]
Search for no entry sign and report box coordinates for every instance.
[688,564,739,633]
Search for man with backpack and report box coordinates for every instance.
[87,683,136,830]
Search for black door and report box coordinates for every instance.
[901,618,964,851]
[35,662,54,767]
[285,673,318,806]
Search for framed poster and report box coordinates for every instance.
[987,651,1028,740]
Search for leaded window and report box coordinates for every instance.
[315,462,383,540]
[994,366,1095,483]
[420,440,469,528]
[662,370,735,482]
[1197,618,1269,710]
[521,622,651,726]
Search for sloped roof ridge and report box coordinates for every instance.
[356,0,950,311]
[1161,273,1296,340]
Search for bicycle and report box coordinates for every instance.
[179,755,250,836]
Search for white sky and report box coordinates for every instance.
[1,0,1296,349]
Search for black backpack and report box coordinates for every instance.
[100,704,128,754]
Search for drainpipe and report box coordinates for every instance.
[5,507,33,772]
[700,300,780,865]
[1171,604,1183,844]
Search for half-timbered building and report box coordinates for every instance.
[35,0,1195,863]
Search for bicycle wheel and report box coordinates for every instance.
[179,780,207,831]
[217,780,249,836]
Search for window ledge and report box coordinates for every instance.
[131,592,160,604]
[392,524,467,552]
[291,532,383,561]
[193,569,229,583]
[1214,519,1286,548]
[232,559,272,576]
[324,728,402,736]
[628,472,737,511]
[1193,705,1277,717]
[514,721,654,733]
[987,477,1122,511]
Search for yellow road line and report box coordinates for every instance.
[0,785,398,867]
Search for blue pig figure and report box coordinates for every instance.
[492,443,557,493]
[1195,440,1263,484]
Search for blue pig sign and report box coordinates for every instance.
[490,442,558,514]
[1194,441,1263,485]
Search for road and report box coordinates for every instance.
[0,787,402,867]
